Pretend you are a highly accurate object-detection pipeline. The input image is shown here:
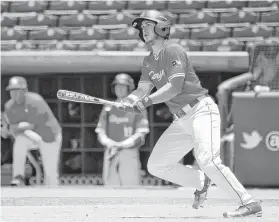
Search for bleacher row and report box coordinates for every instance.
[1,0,279,52]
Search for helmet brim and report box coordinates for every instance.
[6,86,26,91]
[132,17,158,30]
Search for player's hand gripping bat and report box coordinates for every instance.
[57,90,119,107]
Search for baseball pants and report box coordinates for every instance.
[13,133,62,185]
[148,96,255,206]
[103,149,141,186]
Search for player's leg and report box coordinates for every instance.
[103,149,121,186]
[39,134,62,185]
[189,97,261,217]
[147,119,205,190]
[118,150,141,186]
[11,135,36,185]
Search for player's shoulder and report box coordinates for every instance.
[25,92,45,102]
[4,99,14,110]
[142,53,152,66]
[164,40,185,53]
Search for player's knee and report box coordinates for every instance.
[198,156,225,173]
[147,159,173,177]
[15,134,28,143]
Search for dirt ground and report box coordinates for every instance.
[1,186,279,222]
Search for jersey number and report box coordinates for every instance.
[124,125,133,137]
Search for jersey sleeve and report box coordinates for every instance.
[95,106,110,134]
[164,44,187,82]
[32,95,60,127]
[135,110,150,134]
[3,100,12,124]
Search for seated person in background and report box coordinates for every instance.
[96,73,149,186]
[1,111,13,166]
[3,76,62,186]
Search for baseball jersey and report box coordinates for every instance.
[4,92,61,143]
[95,104,149,144]
[139,39,208,114]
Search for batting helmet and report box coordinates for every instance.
[6,76,28,91]
[132,10,171,42]
[112,73,135,93]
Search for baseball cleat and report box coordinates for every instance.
[10,175,25,186]
[192,174,211,209]
[223,202,262,218]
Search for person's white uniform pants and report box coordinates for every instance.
[103,149,141,186]
[148,97,254,206]
[12,133,62,185]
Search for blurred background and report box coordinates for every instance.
[1,0,279,187]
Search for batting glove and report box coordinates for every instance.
[133,96,153,112]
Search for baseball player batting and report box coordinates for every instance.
[117,10,262,218]
[3,76,62,186]
[95,73,149,186]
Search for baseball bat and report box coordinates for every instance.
[57,90,119,106]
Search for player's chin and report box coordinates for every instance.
[143,36,151,43]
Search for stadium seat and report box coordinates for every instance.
[98,41,118,51]
[19,13,57,26]
[78,41,98,51]
[59,13,98,27]
[1,2,9,12]
[109,27,138,40]
[56,41,78,50]
[1,14,18,27]
[191,25,230,40]
[29,28,67,40]
[36,40,59,50]
[167,0,206,10]
[69,27,108,40]
[127,0,166,10]
[98,12,134,25]
[1,27,27,40]
[220,11,259,24]
[222,38,245,51]
[49,1,86,11]
[170,25,190,39]
[273,0,279,8]
[202,38,244,51]
[180,39,201,51]
[261,11,279,23]
[20,40,37,50]
[202,39,222,51]
[247,0,274,8]
[88,0,127,10]
[118,40,138,51]
[10,1,47,13]
[232,25,273,38]
[179,11,218,25]
[207,0,247,9]
[1,40,18,51]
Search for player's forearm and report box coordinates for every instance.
[10,123,35,134]
[149,82,179,104]
[120,132,145,149]
[128,88,148,101]
[97,132,115,147]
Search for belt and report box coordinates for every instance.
[174,94,208,119]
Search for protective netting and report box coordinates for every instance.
[248,40,279,90]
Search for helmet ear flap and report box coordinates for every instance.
[154,25,169,39]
